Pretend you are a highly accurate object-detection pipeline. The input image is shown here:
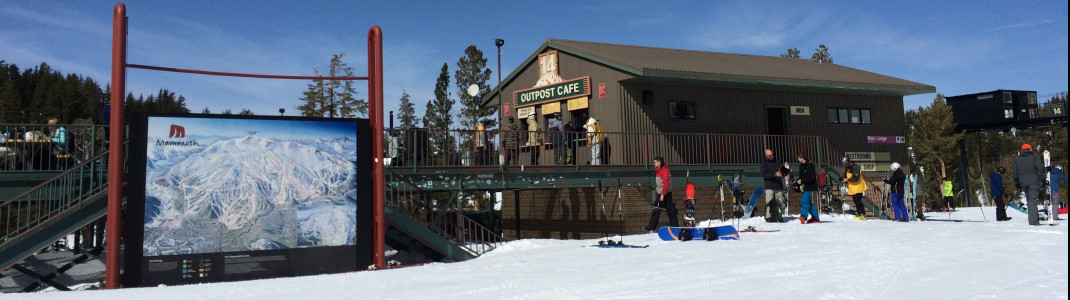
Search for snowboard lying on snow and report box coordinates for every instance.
[657,225,739,241]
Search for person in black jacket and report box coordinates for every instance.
[761,149,786,222]
[1013,144,1045,225]
[884,162,907,222]
[795,153,820,223]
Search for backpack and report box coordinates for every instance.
[765,200,783,223]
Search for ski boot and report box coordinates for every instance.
[683,199,696,227]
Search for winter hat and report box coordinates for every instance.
[1021,143,1032,150]
[890,162,901,171]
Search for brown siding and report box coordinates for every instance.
[617,83,910,165]
[501,185,820,240]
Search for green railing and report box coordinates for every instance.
[0,152,109,245]
[1,124,110,172]
[384,128,838,170]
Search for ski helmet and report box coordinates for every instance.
[841,156,850,165]
[890,162,901,171]
[997,166,1007,174]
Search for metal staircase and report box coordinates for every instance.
[0,152,111,273]
[384,170,502,263]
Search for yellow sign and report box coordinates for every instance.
[567,97,589,111]
[541,102,561,114]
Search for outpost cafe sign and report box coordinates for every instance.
[514,77,591,107]
[513,50,591,109]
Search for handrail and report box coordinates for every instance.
[385,170,502,257]
[384,128,839,170]
[1,151,110,245]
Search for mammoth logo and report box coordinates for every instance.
[169,124,186,138]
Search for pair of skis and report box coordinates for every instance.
[593,179,649,248]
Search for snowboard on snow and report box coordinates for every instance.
[657,225,739,241]
[1008,202,1028,214]
[743,185,764,218]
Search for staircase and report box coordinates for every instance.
[384,170,502,263]
[0,152,111,273]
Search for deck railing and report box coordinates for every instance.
[1,124,110,172]
[384,128,838,169]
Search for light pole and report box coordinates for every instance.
[496,38,504,166]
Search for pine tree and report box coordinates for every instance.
[421,64,456,165]
[396,90,418,129]
[455,45,496,132]
[296,53,366,118]
[780,48,801,58]
[908,94,964,205]
[810,44,833,64]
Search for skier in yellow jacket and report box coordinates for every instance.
[841,157,868,220]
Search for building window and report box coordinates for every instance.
[669,101,696,120]
[642,90,653,105]
[828,107,871,125]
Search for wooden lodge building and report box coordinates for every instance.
[481,39,934,239]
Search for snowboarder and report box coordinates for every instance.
[1013,144,1045,225]
[841,157,868,220]
[1049,165,1066,221]
[761,149,786,222]
[884,162,907,222]
[990,166,1011,221]
[796,153,820,223]
[644,157,677,231]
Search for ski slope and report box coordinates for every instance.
[10,207,1068,300]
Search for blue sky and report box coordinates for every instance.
[2,0,1066,122]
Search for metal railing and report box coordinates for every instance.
[0,151,109,245]
[1,124,110,172]
[384,128,838,169]
[385,170,502,257]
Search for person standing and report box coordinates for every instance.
[1049,165,1066,220]
[884,162,907,222]
[990,166,1011,221]
[644,157,677,231]
[526,113,540,165]
[563,120,576,165]
[796,153,820,223]
[475,121,487,165]
[841,157,869,220]
[1013,144,1045,225]
[760,149,786,222]
[502,116,519,166]
[547,112,564,165]
[942,176,955,211]
[584,116,604,165]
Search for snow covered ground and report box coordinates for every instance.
[9,207,1068,300]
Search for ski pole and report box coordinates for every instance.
[617,178,624,244]
[598,180,609,244]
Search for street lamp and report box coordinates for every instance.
[495,38,504,166]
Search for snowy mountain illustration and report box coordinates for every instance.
[297,205,357,247]
[143,135,357,256]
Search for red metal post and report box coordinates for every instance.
[106,3,127,289]
[367,25,385,269]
